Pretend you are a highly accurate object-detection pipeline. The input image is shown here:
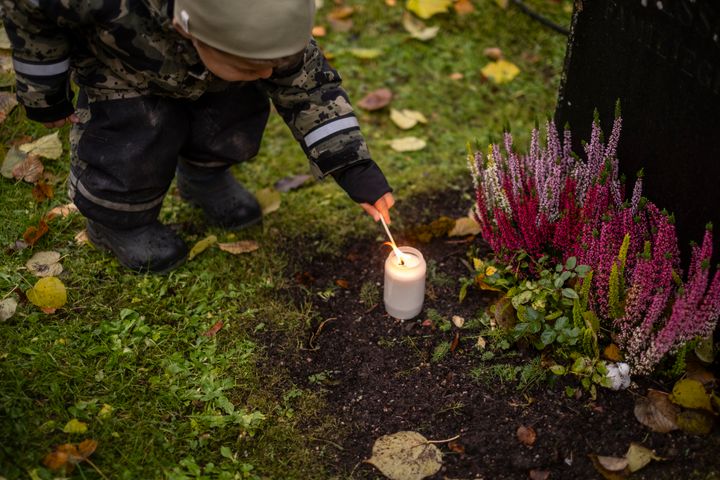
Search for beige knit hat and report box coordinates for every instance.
[174,0,316,59]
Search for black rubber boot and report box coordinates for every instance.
[176,170,262,230]
[86,220,188,273]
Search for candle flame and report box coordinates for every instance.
[383,242,406,265]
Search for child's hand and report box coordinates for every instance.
[42,113,79,129]
[361,192,395,224]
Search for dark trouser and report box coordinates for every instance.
[68,84,270,229]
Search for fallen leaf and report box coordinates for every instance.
[97,404,113,420]
[454,0,475,15]
[481,59,520,84]
[202,320,224,337]
[188,235,217,260]
[406,0,453,19]
[23,219,50,246]
[0,26,10,49]
[493,297,516,329]
[312,25,327,37]
[670,378,713,412]
[447,440,464,454]
[26,251,63,277]
[217,240,259,255]
[390,108,428,130]
[63,419,88,434]
[529,470,550,480]
[603,343,623,361]
[0,297,18,321]
[27,276,67,311]
[274,173,312,192]
[516,425,537,446]
[390,136,426,152]
[365,431,442,480]
[451,315,464,328]
[13,154,44,183]
[483,47,503,60]
[43,439,98,473]
[685,359,716,387]
[1,147,26,178]
[335,279,349,289]
[0,91,17,123]
[18,131,63,159]
[694,336,714,363]
[633,389,679,433]
[475,336,486,349]
[328,5,355,19]
[349,48,383,59]
[357,88,393,111]
[74,229,89,246]
[449,72,464,80]
[676,409,715,435]
[625,443,662,473]
[402,12,440,41]
[256,187,281,215]
[45,203,79,221]
[596,455,628,472]
[450,331,460,352]
[448,217,479,237]
[31,181,54,202]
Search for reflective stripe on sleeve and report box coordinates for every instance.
[73,175,166,213]
[12,58,70,76]
[303,116,359,148]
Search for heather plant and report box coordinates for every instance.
[469,114,720,374]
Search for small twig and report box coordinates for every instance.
[425,434,461,444]
[308,436,344,450]
[307,317,336,350]
[85,459,110,480]
[2,285,18,300]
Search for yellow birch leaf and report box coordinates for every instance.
[19,131,63,160]
[26,277,67,310]
[62,419,88,434]
[670,379,713,412]
[97,404,113,420]
[625,443,662,473]
[188,235,217,260]
[218,240,260,255]
[390,108,428,130]
[256,188,281,215]
[349,48,383,59]
[401,12,440,41]
[390,137,426,152]
[406,0,453,19]
[481,59,520,84]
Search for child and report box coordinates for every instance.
[2,0,395,272]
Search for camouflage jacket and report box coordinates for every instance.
[1,0,387,188]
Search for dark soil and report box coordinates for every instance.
[278,189,720,480]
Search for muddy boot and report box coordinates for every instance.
[86,220,188,273]
[176,169,262,230]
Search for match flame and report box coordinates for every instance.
[384,242,406,266]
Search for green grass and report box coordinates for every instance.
[0,1,571,478]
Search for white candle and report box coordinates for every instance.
[384,246,426,320]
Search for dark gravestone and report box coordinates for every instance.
[555,0,720,265]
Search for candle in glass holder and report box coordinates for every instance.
[384,246,426,319]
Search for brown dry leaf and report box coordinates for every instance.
[386,0,397,5]
[529,470,550,480]
[634,389,679,433]
[357,88,393,111]
[516,425,537,446]
[23,219,50,246]
[483,47,503,60]
[13,154,44,183]
[685,359,716,386]
[75,229,89,246]
[202,320,224,337]
[447,440,464,454]
[328,5,355,20]
[26,251,63,277]
[32,181,54,202]
[676,409,715,435]
[0,91,17,123]
[450,331,460,352]
[335,279,349,289]
[454,0,475,15]
[43,439,98,473]
[451,315,464,328]
[45,203,79,221]
[493,296,516,329]
[603,343,623,362]
[218,240,259,255]
[312,25,327,37]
